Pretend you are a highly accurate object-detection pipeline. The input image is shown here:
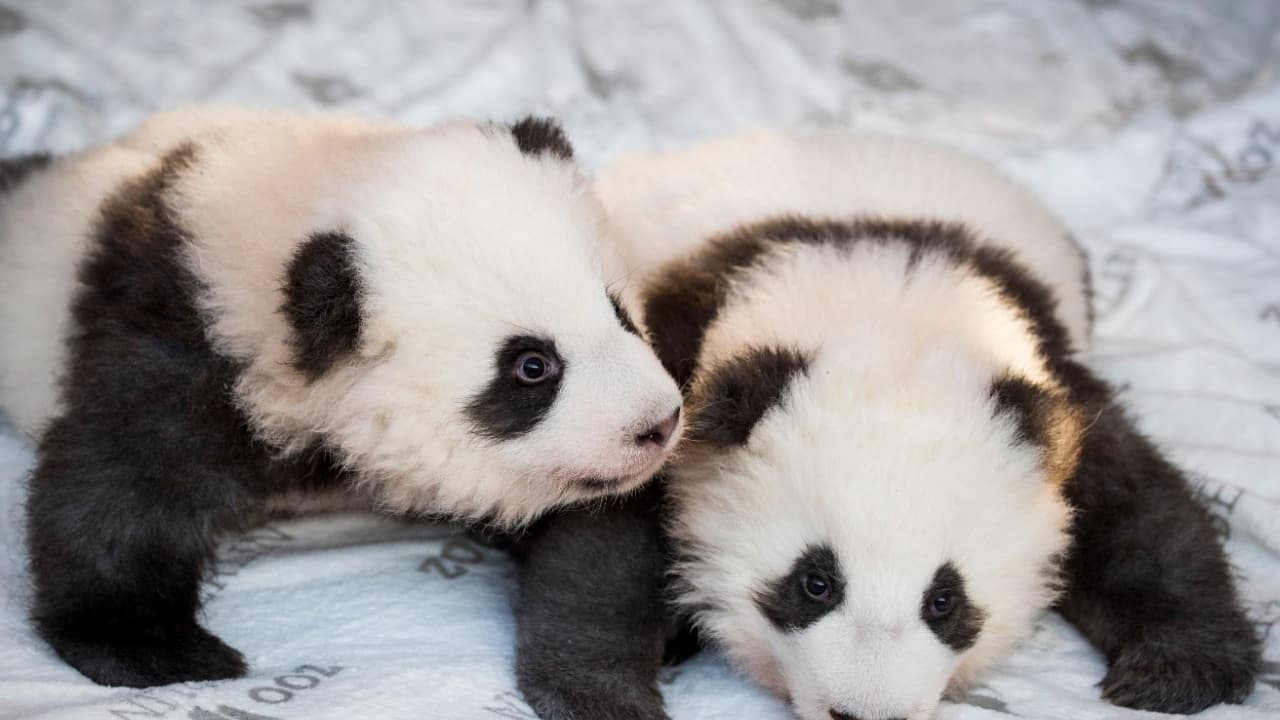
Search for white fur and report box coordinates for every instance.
[597,134,1084,720]
[0,107,682,526]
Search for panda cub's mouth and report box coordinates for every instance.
[567,466,657,496]
[573,477,622,490]
[555,406,683,499]
[571,471,644,492]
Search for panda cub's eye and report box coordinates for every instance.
[802,572,832,601]
[927,590,955,619]
[514,350,558,385]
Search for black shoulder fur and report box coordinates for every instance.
[1055,368,1260,713]
[25,145,351,688]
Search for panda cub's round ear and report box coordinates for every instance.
[689,346,811,448]
[989,374,1084,486]
[281,230,365,381]
[509,116,574,161]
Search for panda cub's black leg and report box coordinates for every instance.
[1056,394,1260,714]
[27,393,255,687]
[510,484,672,720]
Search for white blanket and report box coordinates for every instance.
[0,1,1277,718]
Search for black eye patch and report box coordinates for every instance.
[755,544,845,632]
[921,562,986,651]
[465,335,565,440]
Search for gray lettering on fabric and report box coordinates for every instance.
[188,706,282,720]
[248,2,311,28]
[1255,600,1280,644]
[108,694,178,719]
[1236,120,1280,179]
[243,664,345,706]
[291,73,363,105]
[105,664,345,719]
[1261,304,1280,325]
[482,691,538,718]
[0,4,24,34]
[841,57,922,92]
[204,524,294,596]
[1260,660,1280,692]
[417,534,498,580]
[1092,249,1137,320]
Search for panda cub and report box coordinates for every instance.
[594,132,1259,719]
[0,107,682,688]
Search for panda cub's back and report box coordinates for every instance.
[597,131,1091,355]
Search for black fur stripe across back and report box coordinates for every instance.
[641,216,1088,397]
[25,144,353,686]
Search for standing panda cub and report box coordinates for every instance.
[594,132,1259,719]
[0,108,682,688]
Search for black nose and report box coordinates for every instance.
[636,407,680,447]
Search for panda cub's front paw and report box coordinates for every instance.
[48,621,247,688]
[1101,637,1258,714]
[517,669,668,720]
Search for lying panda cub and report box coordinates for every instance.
[0,108,682,688]
[552,131,1256,720]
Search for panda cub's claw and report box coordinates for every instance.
[1100,638,1258,714]
[48,622,247,688]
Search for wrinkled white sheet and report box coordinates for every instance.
[1,1,1278,718]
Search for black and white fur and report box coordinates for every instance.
[0,107,682,688]
[517,131,1256,720]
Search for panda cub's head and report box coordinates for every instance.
[662,237,1082,720]
[184,115,681,525]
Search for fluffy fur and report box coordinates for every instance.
[0,107,682,687]
[527,131,1255,720]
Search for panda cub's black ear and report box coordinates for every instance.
[989,374,1084,485]
[690,346,810,447]
[281,230,365,381]
[509,116,574,161]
